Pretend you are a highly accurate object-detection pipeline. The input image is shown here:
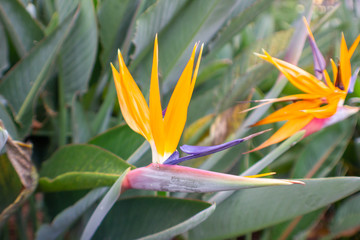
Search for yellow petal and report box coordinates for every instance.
[339,33,351,91]
[330,58,338,84]
[149,35,165,157]
[113,51,151,141]
[163,45,198,155]
[257,52,331,95]
[250,115,313,152]
[253,99,321,126]
[349,34,360,57]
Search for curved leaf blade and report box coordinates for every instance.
[189,177,360,240]
[39,144,133,191]
[94,196,215,240]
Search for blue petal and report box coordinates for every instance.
[162,107,167,117]
[308,36,326,80]
[348,67,359,93]
[164,139,245,165]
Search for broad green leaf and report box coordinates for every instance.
[132,0,187,59]
[80,169,129,240]
[0,22,8,77]
[0,0,43,56]
[94,197,216,240]
[36,187,108,240]
[98,0,138,66]
[0,10,77,125]
[88,124,145,160]
[39,144,133,192]
[189,177,360,240]
[292,116,357,178]
[326,193,360,239]
[57,0,98,104]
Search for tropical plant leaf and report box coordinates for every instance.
[94,196,216,240]
[0,22,8,77]
[0,9,78,125]
[57,0,98,104]
[39,144,133,191]
[326,193,360,239]
[88,124,145,160]
[36,187,108,240]
[71,97,92,143]
[292,116,357,178]
[132,0,187,59]
[132,0,246,95]
[0,0,43,56]
[98,0,138,66]
[189,177,360,240]
[80,169,129,240]
[208,0,274,52]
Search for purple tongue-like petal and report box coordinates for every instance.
[163,130,271,165]
[165,150,179,163]
[308,36,326,80]
[180,139,244,154]
[164,139,243,165]
[348,67,359,93]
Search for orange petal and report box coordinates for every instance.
[253,99,321,126]
[349,34,360,57]
[112,51,151,141]
[163,44,197,155]
[256,52,331,95]
[250,115,313,152]
[339,33,351,91]
[149,35,165,157]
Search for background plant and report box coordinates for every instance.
[1,0,360,239]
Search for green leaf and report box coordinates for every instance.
[208,0,274,52]
[93,196,216,240]
[0,0,43,56]
[189,177,360,240]
[88,124,145,160]
[80,169,129,240]
[71,97,92,143]
[39,144,133,192]
[132,0,187,59]
[57,0,98,104]
[0,22,9,77]
[327,193,360,239]
[0,9,77,125]
[133,0,245,94]
[292,117,356,178]
[36,187,108,240]
[98,0,138,66]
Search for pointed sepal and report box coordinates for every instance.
[122,163,304,193]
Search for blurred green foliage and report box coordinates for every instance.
[0,0,360,239]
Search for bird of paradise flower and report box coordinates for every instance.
[111,36,303,193]
[248,18,360,152]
